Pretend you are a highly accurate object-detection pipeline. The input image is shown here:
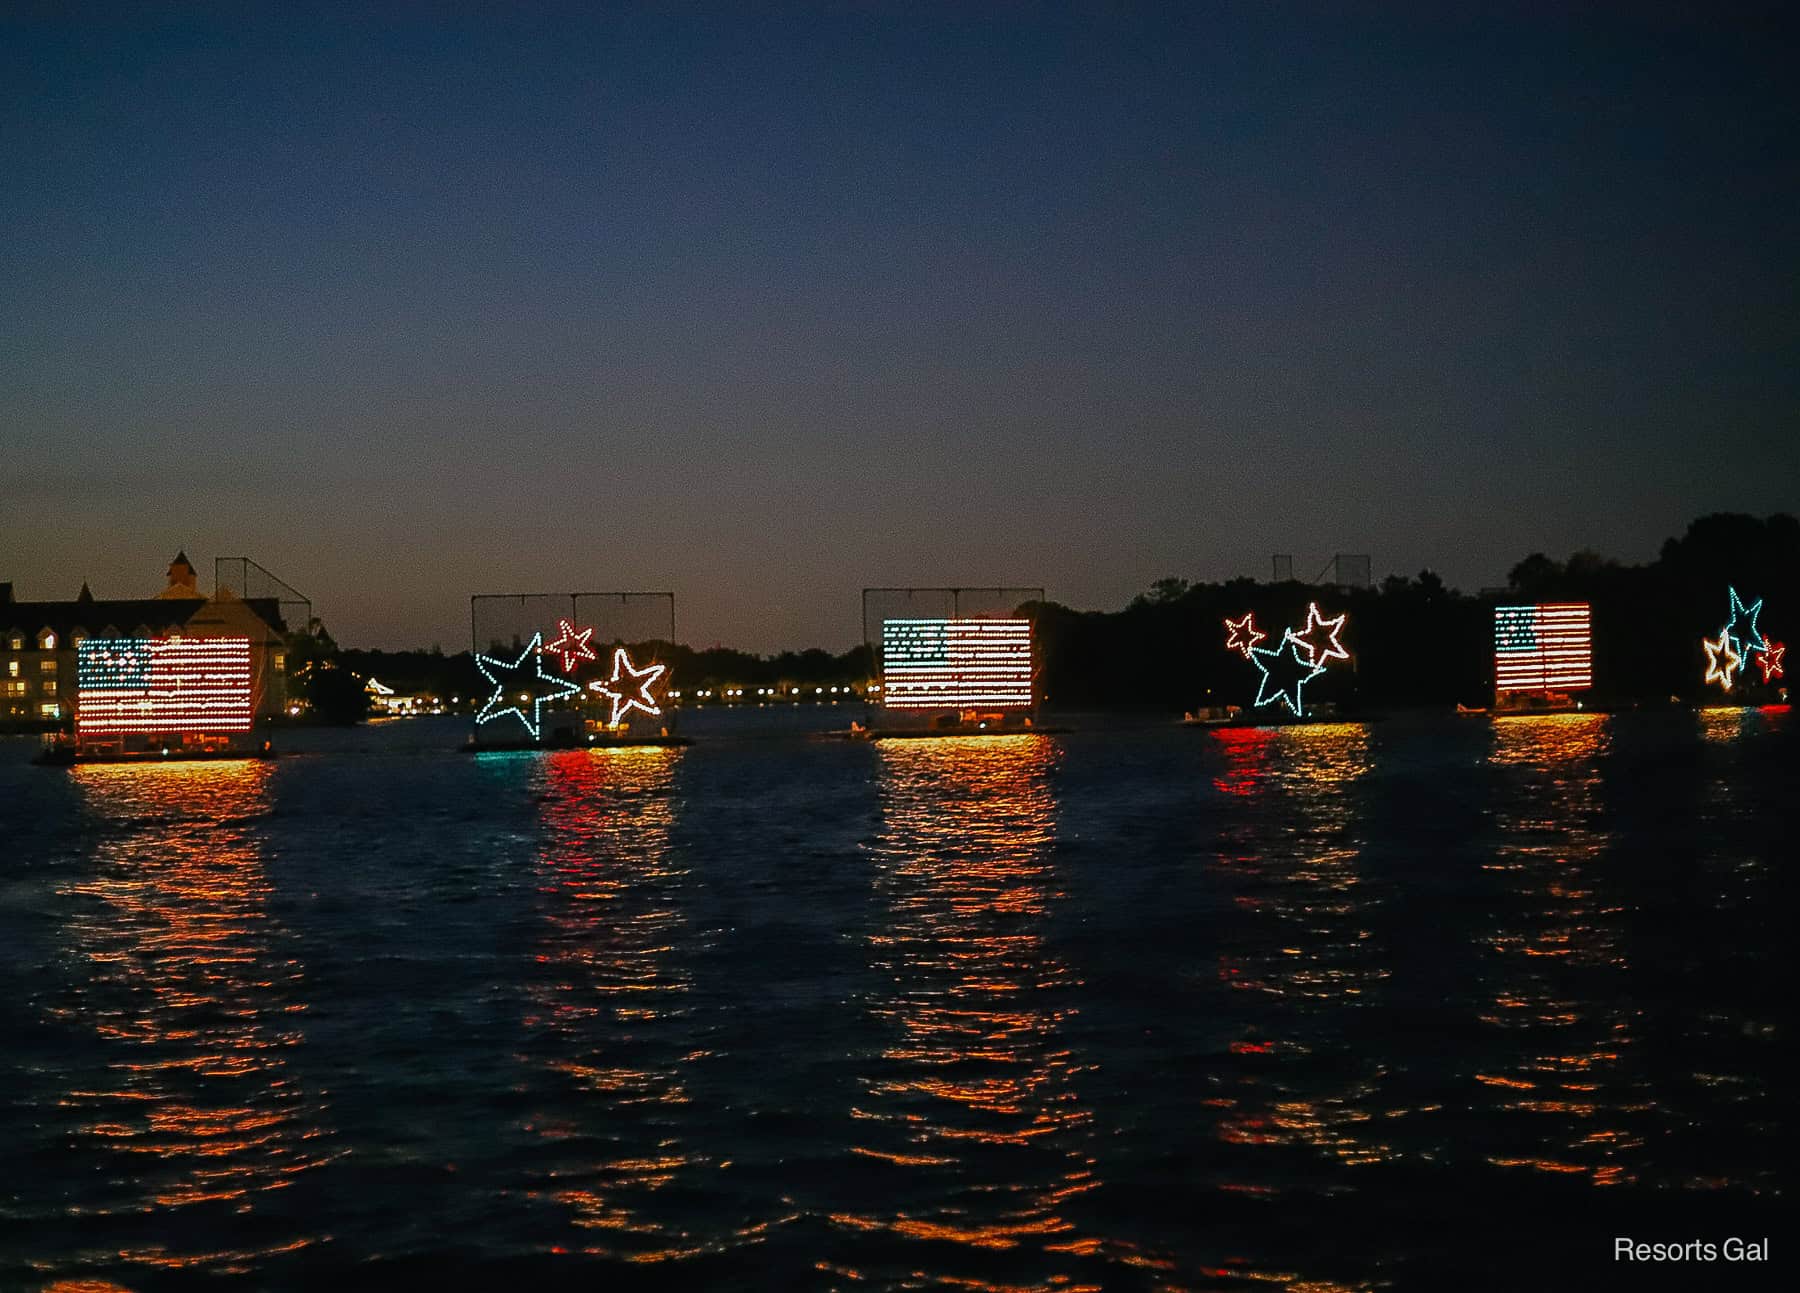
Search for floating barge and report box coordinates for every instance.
[831,721,1071,741]
[1490,692,1585,717]
[35,736,277,766]
[464,730,692,752]
[464,727,687,759]
[1182,703,1377,731]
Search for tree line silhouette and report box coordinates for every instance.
[1031,512,1797,710]
[317,512,1794,718]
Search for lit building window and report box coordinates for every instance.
[42,680,56,695]
[39,702,60,719]
[5,660,16,677]
[40,631,57,649]
[39,658,57,674]
[7,637,20,651]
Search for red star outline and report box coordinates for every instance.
[1702,633,1741,690]
[588,646,666,725]
[1756,639,1784,684]
[1289,602,1349,666]
[544,618,597,673]
[1224,613,1266,659]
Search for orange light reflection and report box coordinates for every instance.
[53,761,335,1278]
[1210,726,1397,1173]
[837,736,1161,1285]
[521,747,714,1262]
[1477,714,1642,1185]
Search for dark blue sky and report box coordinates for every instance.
[3,3,1794,650]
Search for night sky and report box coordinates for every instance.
[3,5,1794,651]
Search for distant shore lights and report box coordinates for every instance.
[75,636,255,735]
[1494,603,1593,693]
[881,618,1033,710]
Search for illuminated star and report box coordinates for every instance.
[1224,613,1266,659]
[587,646,666,726]
[1702,632,1741,691]
[544,618,597,673]
[1723,586,1765,660]
[1755,639,1785,684]
[1249,632,1327,717]
[1289,602,1349,666]
[475,633,581,739]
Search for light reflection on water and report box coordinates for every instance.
[49,761,335,1278]
[1679,704,1784,1194]
[520,747,712,1262]
[1697,702,1787,744]
[1211,726,1396,1181]
[1477,714,1644,1185]
[835,735,1162,1287]
[1,711,1786,1290]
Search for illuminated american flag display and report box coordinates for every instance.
[76,637,255,734]
[1494,604,1592,693]
[881,618,1033,710]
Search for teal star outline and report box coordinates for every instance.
[1724,586,1766,660]
[1249,631,1327,717]
[475,632,581,740]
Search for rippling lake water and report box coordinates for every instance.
[1,708,1790,1291]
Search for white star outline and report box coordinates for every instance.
[1702,632,1741,691]
[587,645,667,726]
[1290,601,1349,666]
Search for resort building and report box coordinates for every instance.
[0,554,290,738]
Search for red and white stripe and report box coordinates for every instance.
[76,638,256,734]
[882,618,1033,709]
[1495,604,1592,692]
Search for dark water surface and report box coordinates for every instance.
[1,709,1791,1291]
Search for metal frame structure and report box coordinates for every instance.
[1320,553,1372,590]
[467,592,678,746]
[214,557,313,634]
[469,592,676,655]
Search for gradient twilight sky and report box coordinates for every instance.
[3,4,1794,652]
